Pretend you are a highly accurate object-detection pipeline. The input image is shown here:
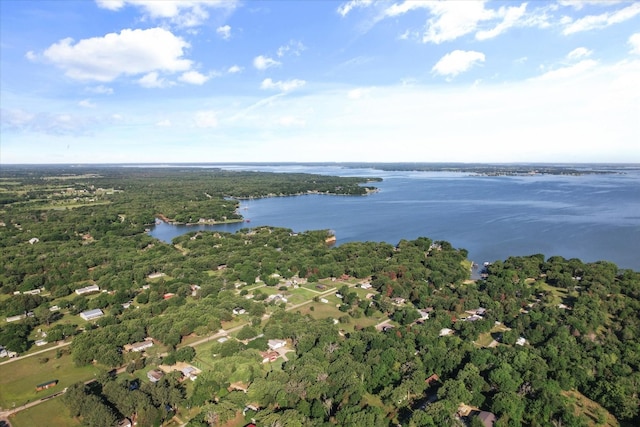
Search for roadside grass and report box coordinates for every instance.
[0,349,105,408]
[8,396,80,427]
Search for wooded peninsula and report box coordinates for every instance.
[0,166,638,427]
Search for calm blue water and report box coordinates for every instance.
[149,165,640,271]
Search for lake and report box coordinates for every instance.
[149,165,640,271]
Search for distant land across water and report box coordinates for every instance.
[148,163,640,272]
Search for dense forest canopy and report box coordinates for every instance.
[0,166,638,427]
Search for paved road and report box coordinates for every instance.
[0,281,354,422]
[0,341,71,366]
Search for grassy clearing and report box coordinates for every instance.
[8,396,80,427]
[0,349,105,408]
[562,390,619,426]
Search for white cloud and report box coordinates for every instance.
[558,0,626,10]
[216,25,231,40]
[86,85,114,95]
[96,0,237,28]
[156,119,172,127]
[347,88,371,99]
[337,0,373,17]
[562,3,640,35]
[629,33,640,55]
[42,28,192,82]
[228,65,243,73]
[278,116,306,127]
[253,55,281,70]
[432,50,485,78]
[260,78,306,92]
[475,3,527,41]
[195,110,218,128]
[179,70,210,85]
[385,1,495,44]
[138,71,172,88]
[277,40,306,58]
[567,47,592,60]
[78,99,96,108]
[534,59,598,81]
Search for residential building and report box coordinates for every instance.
[79,308,104,321]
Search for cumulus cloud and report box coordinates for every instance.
[475,3,527,41]
[86,85,114,95]
[228,65,243,73]
[42,28,192,82]
[277,40,306,58]
[432,50,485,78]
[260,78,306,92]
[138,71,172,88]
[562,3,640,35]
[195,110,218,128]
[179,70,210,85]
[629,33,640,55]
[96,0,237,28]
[216,25,231,40]
[567,47,593,60]
[253,55,281,70]
[78,99,96,108]
[387,1,494,44]
[534,59,598,81]
[337,0,373,17]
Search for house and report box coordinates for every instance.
[233,307,246,315]
[124,339,154,353]
[147,272,166,279]
[319,298,329,304]
[79,308,104,321]
[118,418,132,427]
[35,380,58,391]
[24,288,42,295]
[476,411,496,427]
[260,350,280,363]
[439,328,454,337]
[28,237,40,244]
[163,293,175,300]
[147,369,164,383]
[35,339,47,346]
[75,284,100,295]
[425,373,440,385]
[516,337,528,346]
[268,339,287,350]
[6,314,26,323]
[181,366,200,381]
[392,297,406,305]
[360,282,372,289]
[418,309,432,320]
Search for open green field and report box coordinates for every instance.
[8,396,81,427]
[0,349,105,408]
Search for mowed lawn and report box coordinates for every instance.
[0,350,105,408]
[8,397,80,427]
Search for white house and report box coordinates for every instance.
[268,339,287,350]
[79,309,104,321]
[75,284,100,295]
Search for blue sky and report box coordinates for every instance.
[1,0,639,164]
